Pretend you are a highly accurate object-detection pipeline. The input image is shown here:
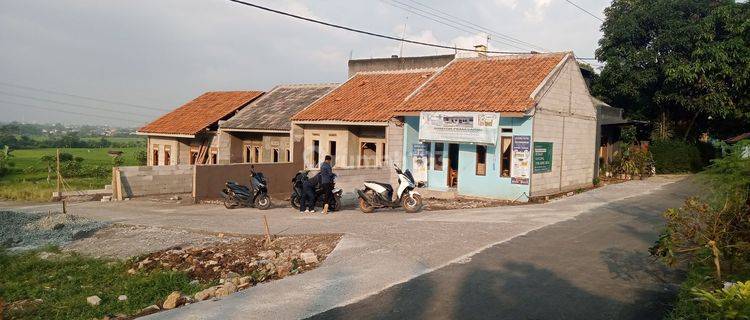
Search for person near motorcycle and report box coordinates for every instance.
[320,155,334,214]
[300,172,319,213]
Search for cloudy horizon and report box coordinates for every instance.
[0,0,607,127]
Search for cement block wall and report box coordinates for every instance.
[530,57,597,196]
[118,164,194,197]
[386,119,405,186]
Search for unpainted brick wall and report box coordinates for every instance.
[531,58,597,196]
[118,164,194,197]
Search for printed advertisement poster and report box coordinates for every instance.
[419,112,499,145]
[533,142,553,173]
[411,143,428,183]
[511,135,531,185]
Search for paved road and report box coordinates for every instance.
[0,176,694,319]
[308,178,695,320]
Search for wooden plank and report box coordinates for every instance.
[115,168,124,201]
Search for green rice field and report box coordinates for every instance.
[0,147,142,202]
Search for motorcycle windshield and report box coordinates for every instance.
[403,169,416,186]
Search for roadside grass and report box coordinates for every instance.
[0,246,205,320]
[665,265,713,320]
[666,263,750,319]
[1,147,141,202]
[0,177,111,202]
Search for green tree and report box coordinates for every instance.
[594,0,750,140]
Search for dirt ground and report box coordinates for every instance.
[134,234,342,282]
[63,224,244,259]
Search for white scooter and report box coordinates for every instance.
[356,164,423,213]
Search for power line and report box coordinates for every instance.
[0,100,145,124]
[402,0,549,52]
[0,81,170,112]
[379,0,530,52]
[226,0,531,55]
[0,90,157,119]
[563,0,604,22]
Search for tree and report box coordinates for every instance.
[593,0,750,140]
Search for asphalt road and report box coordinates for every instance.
[307,179,695,320]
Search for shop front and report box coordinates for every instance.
[402,111,533,201]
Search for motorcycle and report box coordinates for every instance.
[290,170,343,211]
[221,166,271,210]
[356,164,423,213]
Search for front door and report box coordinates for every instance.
[448,143,459,188]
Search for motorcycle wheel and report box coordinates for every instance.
[358,190,375,213]
[224,197,239,209]
[254,194,272,210]
[402,193,423,213]
[332,196,342,212]
[290,195,300,209]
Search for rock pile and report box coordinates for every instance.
[0,211,107,250]
[132,235,339,283]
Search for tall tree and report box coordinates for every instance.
[593,0,750,139]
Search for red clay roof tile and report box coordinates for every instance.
[397,53,568,113]
[292,70,435,122]
[138,91,263,135]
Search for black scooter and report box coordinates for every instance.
[290,170,343,211]
[221,166,271,210]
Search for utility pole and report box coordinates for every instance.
[56,148,61,200]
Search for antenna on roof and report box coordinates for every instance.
[399,17,408,58]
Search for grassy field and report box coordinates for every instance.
[0,247,205,320]
[0,147,142,202]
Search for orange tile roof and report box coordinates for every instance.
[397,53,569,113]
[292,70,436,122]
[138,91,264,135]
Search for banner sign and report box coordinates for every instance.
[411,143,428,183]
[533,142,553,173]
[511,135,531,185]
[419,112,499,145]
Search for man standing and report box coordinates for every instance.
[300,173,318,213]
[320,155,334,214]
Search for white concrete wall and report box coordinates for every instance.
[531,58,597,196]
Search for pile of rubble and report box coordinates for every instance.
[131,234,341,303]
[0,211,107,250]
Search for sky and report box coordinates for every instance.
[0,0,609,128]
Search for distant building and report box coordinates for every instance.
[219,84,337,164]
[394,52,598,200]
[136,91,264,166]
[291,69,436,169]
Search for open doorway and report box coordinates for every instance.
[447,143,459,187]
[360,142,377,167]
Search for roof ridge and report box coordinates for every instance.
[454,52,570,62]
[354,67,441,76]
[204,90,264,94]
[272,83,340,89]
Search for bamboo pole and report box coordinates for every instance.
[56,148,61,200]
[263,215,272,246]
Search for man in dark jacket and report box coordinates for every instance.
[300,173,318,213]
[320,155,334,214]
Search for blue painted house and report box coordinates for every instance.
[393,52,598,201]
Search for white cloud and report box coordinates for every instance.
[494,0,518,9]
[524,0,552,22]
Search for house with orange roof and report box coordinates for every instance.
[291,69,436,169]
[137,91,264,166]
[394,52,598,200]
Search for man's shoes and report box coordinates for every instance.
[322,204,329,214]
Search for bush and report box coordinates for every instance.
[691,281,750,319]
[650,140,704,173]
